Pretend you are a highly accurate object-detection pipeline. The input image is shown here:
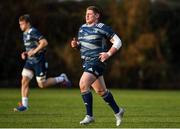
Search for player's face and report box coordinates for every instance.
[19,21,29,32]
[86,9,99,25]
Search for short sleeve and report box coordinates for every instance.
[97,23,115,39]
[30,29,44,41]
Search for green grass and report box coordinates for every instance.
[0,88,180,128]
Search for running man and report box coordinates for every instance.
[71,6,125,126]
[14,14,71,112]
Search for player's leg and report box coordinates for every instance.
[35,61,71,88]
[92,76,120,113]
[14,68,34,112]
[37,75,69,88]
[91,76,125,126]
[79,72,96,125]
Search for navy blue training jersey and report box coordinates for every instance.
[78,23,115,62]
[23,27,46,63]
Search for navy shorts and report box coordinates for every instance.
[24,59,48,77]
[83,60,106,78]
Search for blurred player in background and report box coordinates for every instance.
[71,6,125,126]
[14,14,71,112]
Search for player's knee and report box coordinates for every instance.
[37,81,46,88]
[38,83,44,88]
[79,84,87,92]
[36,76,46,88]
[95,89,107,96]
[21,80,27,88]
[79,80,88,92]
[21,77,30,88]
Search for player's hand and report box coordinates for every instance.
[71,37,78,48]
[21,52,27,60]
[27,49,36,57]
[99,52,110,62]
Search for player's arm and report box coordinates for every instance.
[21,51,28,60]
[108,34,122,56]
[27,38,48,57]
[99,34,122,62]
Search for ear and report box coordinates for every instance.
[27,22,31,27]
[95,13,100,19]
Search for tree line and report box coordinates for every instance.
[0,0,179,89]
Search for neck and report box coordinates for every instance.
[87,20,98,26]
[25,25,31,33]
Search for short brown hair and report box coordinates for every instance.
[19,14,31,24]
[87,6,101,19]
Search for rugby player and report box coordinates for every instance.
[14,14,71,112]
[71,6,125,126]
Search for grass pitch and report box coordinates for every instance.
[0,88,180,128]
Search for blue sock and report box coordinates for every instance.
[103,90,119,114]
[81,91,93,117]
